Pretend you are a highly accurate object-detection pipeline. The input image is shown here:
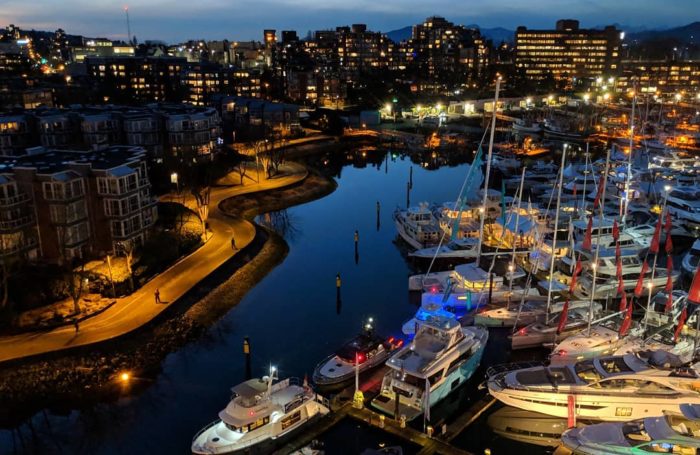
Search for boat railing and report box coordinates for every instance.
[486,360,547,379]
[192,419,220,443]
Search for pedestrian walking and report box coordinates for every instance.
[155,288,161,304]
[231,235,237,250]
[74,319,79,333]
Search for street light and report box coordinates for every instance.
[120,372,131,382]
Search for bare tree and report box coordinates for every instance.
[192,186,211,240]
[117,240,136,293]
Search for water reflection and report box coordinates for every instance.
[1,143,553,455]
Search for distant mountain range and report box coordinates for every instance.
[386,21,700,45]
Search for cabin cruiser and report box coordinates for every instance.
[434,191,514,239]
[512,118,543,134]
[510,308,604,350]
[488,351,700,422]
[666,188,700,230]
[312,319,401,389]
[682,239,700,278]
[192,367,329,454]
[401,299,462,336]
[474,299,601,329]
[488,407,577,447]
[550,318,644,365]
[394,203,442,250]
[558,404,700,454]
[408,237,480,261]
[572,253,678,301]
[371,318,488,421]
[413,264,541,308]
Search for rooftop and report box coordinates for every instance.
[0,146,147,175]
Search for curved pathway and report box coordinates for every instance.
[0,163,308,364]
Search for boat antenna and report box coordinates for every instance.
[622,80,637,226]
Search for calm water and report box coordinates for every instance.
[0,148,550,454]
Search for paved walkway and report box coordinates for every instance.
[0,163,308,364]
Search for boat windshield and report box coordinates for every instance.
[336,334,378,362]
[599,357,633,375]
[575,359,603,383]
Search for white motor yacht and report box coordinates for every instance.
[488,351,700,422]
[192,368,329,454]
[408,237,480,261]
[558,404,700,454]
[371,318,488,421]
[667,188,700,231]
[550,318,644,365]
[474,300,601,329]
[393,203,442,250]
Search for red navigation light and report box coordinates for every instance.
[248,410,255,416]
[357,353,366,363]
[557,349,567,356]
[396,339,404,347]
[518,328,527,335]
[388,336,395,343]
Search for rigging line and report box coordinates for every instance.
[423,122,492,278]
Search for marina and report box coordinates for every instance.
[2,78,700,455]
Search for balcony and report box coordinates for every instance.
[0,216,35,232]
[0,237,38,257]
[0,193,31,207]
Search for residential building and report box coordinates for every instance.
[3,146,157,262]
[515,20,622,86]
[616,60,700,97]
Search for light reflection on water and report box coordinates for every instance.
[1,147,555,454]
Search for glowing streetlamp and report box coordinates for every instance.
[120,372,131,382]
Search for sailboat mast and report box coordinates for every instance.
[507,167,526,309]
[477,76,501,261]
[622,87,637,225]
[581,142,589,217]
[587,148,612,336]
[546,145,567,316]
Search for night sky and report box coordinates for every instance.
[1,0,695,43]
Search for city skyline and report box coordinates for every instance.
[1,0,697,43]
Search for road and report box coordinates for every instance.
[0,163,308,364]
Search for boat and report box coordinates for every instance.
[408,237,480,261]
[312,319,401,389]
[550,318,644,365]
[408,262,530,298]
[192,367,330,454]
[487,351,700,422]
[666,188,700,231]
[401,298,463,336]
[474,299,601,329]
[393,203,442,250]
[682,239,700,278]
[371,317,488,421]
[512,118,543,134]
[487,406,577,447]
[558,404,700,454]
[510,308,603,350]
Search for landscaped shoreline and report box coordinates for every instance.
[0,163,337,426]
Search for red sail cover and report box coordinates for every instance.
[615,241,621,260]
[665,232,673,254]
[649,217,662,254]
[569,258,582,292]
[619,291,628,312]
[665,291,674,313]
[617,274,625,295]
[674,306,687,342]
[634,259,649,297]
[612,219,619,241]
[557,299,569,335]
[689,262,700,305]
[567,394,576,428]
[619,301,633,337]
[665,212,673,234]
[667,255,674,274]
[616,256,623,279]
[593,173,605,209]
[665,273,673,293]
[582,216,593,251]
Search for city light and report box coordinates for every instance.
[120,372,130,382]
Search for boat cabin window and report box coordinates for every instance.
[225,415,270,433]
[397,372,425,388]
[575,360,603,383]
[280,411,302,430]
[600,357,633,374]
